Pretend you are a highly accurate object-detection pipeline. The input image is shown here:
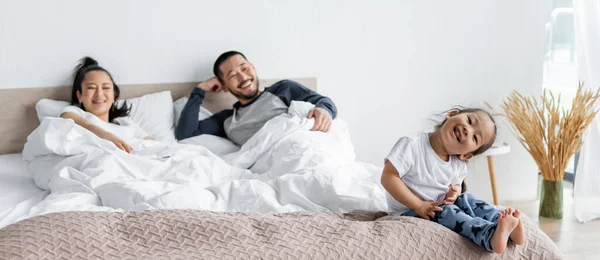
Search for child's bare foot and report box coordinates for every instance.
[510,209,525,245]
[500,208,511,219]
[491,212,519,254]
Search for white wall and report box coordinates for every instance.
[0,1,550,202]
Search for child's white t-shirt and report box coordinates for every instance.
[385,132,467,214]
[61,106,148,141]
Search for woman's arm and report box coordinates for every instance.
[61,112,132,153]
[117,116,151,141]
[381,161,443,219]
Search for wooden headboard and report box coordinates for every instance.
[0,78,316,154]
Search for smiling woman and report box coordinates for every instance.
[70,58,129,123]
[60,57,151,153]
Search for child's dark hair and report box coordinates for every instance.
[71,57,130,122]
[435,106,497,156]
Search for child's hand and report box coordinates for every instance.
[443,184,460,205]
[415,200,443,220]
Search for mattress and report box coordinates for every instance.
[0,154,47,229]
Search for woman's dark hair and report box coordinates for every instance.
[71,57,130,122]
[435,106,497,156]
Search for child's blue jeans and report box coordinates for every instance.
[402,192,502,253]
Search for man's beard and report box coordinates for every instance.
[231,77,260,101]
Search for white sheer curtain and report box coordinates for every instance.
[573,0,600,223]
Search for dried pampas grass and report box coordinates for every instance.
[499,84,600,181]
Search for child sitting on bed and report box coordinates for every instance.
[60,57,151,153]
[380,107,525,254]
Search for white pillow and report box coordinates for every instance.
[173,97,213,127]
[117,91,175,142]
[35,91,175,142]
[35,99,70,122]
[179,134,240,156]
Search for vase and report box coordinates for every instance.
[539,179,563,219]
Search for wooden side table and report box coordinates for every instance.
[481,142,511,205]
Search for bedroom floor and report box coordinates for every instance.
[504,179,600,260]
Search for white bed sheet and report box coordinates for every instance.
[20,101,390,222]
[0,139,385,230]
[3,101,389,228]
[0,153,47,229]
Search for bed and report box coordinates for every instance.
[0,153,47,229]
[0,79,562,259]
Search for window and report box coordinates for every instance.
[543,0,578,176]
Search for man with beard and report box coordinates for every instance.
[175,51,337,146]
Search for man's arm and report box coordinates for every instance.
[175,79,232,140]
[268,80,337,132]
[268,80,337,118]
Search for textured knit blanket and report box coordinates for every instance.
[0,210,562,260]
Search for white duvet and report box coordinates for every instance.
[19,102,387,223]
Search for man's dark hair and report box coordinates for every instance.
[213,51,248,82]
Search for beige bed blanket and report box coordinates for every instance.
[0,210,562,260]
